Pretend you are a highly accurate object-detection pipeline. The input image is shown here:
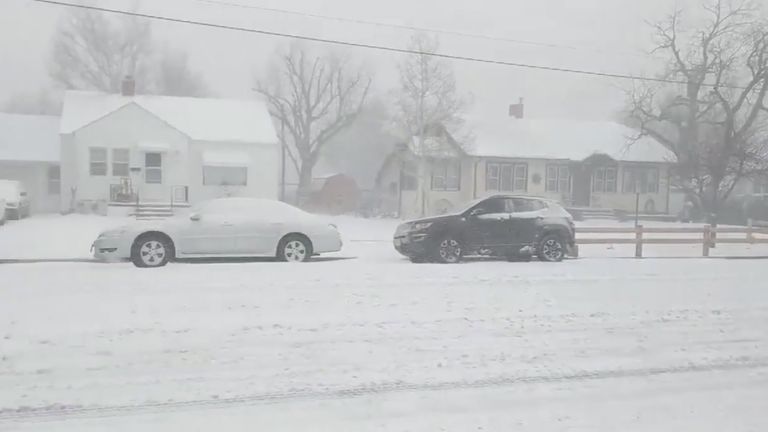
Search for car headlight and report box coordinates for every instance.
[98,230,126,239]
[410,222,433,231]
[6,201,18,208]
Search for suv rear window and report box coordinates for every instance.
[512,198,546,212]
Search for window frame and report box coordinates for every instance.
[546,164,571,193]
[202,166,248,186]
[431,159,461,192]
[486,162,528,192]
[144,152,163,184]
[111,148,130,177]
[89,147,107,177]
[592,167,617,193]
[622,166,660,194]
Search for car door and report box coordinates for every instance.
[509,198,547,247]
[234,213,285,255]
[465,197,516,251]
[175,212,240,255]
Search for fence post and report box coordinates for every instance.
[748,218,754,244]
[703,225,711,257]
[635,224,643,258]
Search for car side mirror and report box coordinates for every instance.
[190,213,201,222]
[469,208,485,217]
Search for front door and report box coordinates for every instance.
[139,152,165,202]
[572,164,591,207]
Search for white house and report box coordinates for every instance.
[377,113,676,219]
[59,82,279,213]
[0,113,61,213]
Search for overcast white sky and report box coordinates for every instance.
[1,0,701,120]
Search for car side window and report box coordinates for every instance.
[512,198,545,213]
[474,198,505,214]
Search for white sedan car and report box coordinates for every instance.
[93,198,343,268]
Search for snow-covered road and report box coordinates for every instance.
[1,216,767,430]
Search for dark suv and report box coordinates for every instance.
[393,195,577,263]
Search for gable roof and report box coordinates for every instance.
[60,91,278,144]
[0,113,60,163]
[465,117,675,163]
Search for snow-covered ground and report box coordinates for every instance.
[1,215,767,430]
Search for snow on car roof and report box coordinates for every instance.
[465,116,676,163]
[60,91,279,144]
[196,198,312,219]
[0,113,60,163]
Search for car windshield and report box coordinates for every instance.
[3,1,766,430]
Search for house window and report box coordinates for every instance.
[89,147,107,176]
[203,166,248,186]
[145,153,162,184]
[754,178,768,194]
[431,159,461,191]
[487,162,528,192]
[112,149,130,177]
[546,165,571,193]
[47,165,60,195]
[622,167,659,193]
[593,167,617,193]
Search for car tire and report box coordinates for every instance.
[538,234,566,262]
[131,234,172,268]
[278,234,313,262]
[433,235,463,264]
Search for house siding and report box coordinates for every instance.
[188,140,279,202]
[64,104,190,205]
[592,163,672,213]
[385,156,674,218]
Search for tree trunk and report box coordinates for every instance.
[418,156,428,217]
[297,164,314,207]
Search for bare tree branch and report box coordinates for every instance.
[257,44,371,204]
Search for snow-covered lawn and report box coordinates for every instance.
[0,215,767,430]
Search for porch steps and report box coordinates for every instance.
[131,203,175,220]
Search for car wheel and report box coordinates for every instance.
[131,235,171,268]
[278,235,313,262]
[538,234,566,262]
[433,236,463,264]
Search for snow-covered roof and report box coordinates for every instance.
[60,91,278,144]
[408,136,462,158]
[466,117,675,163]
[0,113,60,163]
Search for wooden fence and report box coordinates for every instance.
[577,220,768,258]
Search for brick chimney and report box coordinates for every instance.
[509,98,524,119]
[121,75,136,97]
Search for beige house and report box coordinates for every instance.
[377,117,676,220]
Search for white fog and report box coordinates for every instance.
[1,0,768,430]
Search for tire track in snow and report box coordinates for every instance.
[3,356,768,423]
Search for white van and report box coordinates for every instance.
[0,180,31,220]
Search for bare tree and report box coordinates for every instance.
[628,0,768,220]
[257,44,371,204]
[155,49,209,97]
[393,33,467,216]
[50,9,153,93]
